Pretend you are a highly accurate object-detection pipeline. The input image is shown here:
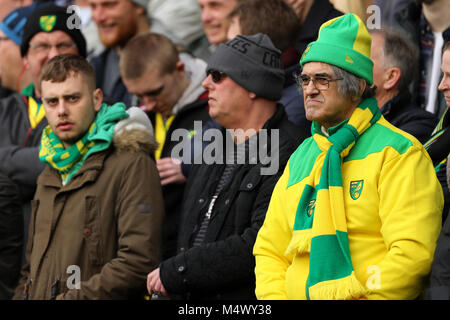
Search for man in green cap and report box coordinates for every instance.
[253,13,443,300]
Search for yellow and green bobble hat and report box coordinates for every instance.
[300,13,373,85]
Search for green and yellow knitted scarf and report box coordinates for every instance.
[39,103,129,184]
[285,97,381,300]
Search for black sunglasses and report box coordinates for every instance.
[207,69,227,83]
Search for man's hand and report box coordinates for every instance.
[147,268,170,298]
[156,158,187,186]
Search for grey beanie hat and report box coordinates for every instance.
[207,33,285,101]
[130,0,149,10]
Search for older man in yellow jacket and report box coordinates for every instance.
[253,13,444,300]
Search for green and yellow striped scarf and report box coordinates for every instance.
[286,97,380,300]
[39,103,129,184]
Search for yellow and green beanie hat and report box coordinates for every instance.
[300,13,373,85]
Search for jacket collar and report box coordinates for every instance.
[380,91,411,117]
[38,149,111,191]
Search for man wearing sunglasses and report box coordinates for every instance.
[146,33,306,300]
[254,14,443,300]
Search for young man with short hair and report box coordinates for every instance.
[13,54,164,299]
[120,32,211,260]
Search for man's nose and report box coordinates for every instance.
[57,101,69,117]
[202,74,213,91]
[303,80,319,95]
[141,97,157,111]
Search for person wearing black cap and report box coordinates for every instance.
[146,33,307,300]
[20,4,87,98]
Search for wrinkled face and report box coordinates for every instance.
[23,31,79,95]
[439,49,450,107]
[301,61,355,129]
[198,0,237,45]
[0,30,24,91]
[202,70,251,129]
[122,63,187,117]
[41,73,102,148]
[89,0,141,48]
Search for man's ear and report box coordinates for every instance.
[22,56,29,69]
[383,67,401,91]
[175,60,186,78]
[135,5,146,16]
[93,88,103,111]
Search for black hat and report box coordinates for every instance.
[20,4,86,57]
[207,33,285,101]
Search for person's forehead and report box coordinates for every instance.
[42,73,88,95]
[29,30,73,44]
[199,0,231,8]
[125,67,166,90]
[301,61,334,75]
[442,50,450,71]
[88,0,122,5]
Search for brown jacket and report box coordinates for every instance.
[13,130,164,299]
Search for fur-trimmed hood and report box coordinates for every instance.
[113,107,158,154]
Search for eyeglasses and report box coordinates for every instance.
[29,42,77,55]
[207,69,227,83]
[294,72,343,91]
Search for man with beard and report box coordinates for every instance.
[88,0,182,108]
[393,0,450,118]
